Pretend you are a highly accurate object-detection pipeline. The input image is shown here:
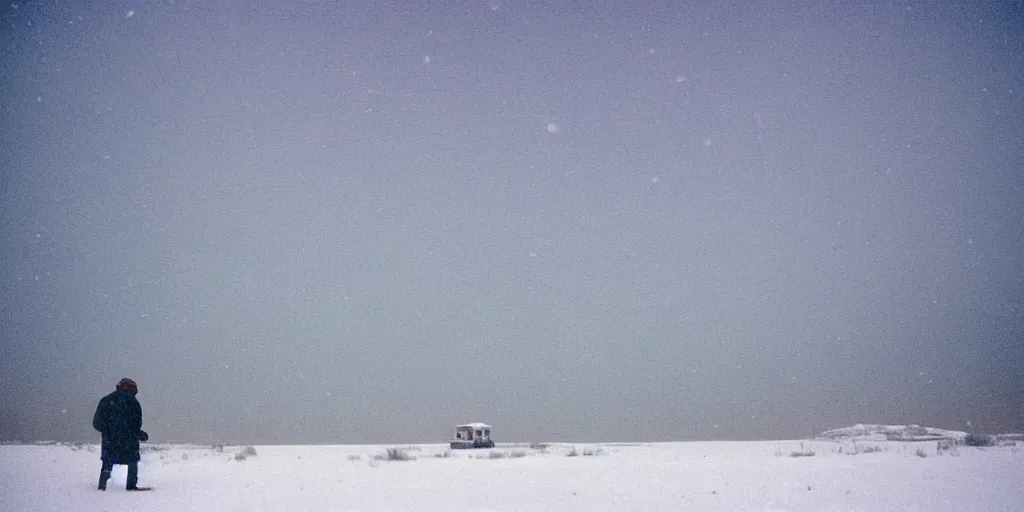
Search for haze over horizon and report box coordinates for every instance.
[2,1,1022,445]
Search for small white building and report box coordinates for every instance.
[450,422,495,449]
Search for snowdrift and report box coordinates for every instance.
[2,437,1022,511]
[817,424,969,442]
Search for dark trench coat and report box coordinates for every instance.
[92,389,145,464]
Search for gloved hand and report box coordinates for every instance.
[138,430,149,442]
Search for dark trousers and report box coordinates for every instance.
[98,460,138,490]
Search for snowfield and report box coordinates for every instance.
[1,439,1021,511]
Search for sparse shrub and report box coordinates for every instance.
[964,434,995,447]
[846,441,884,455]
[488,451,506,459]
[374,447,414,461]
[234,446,258,461]
[936,439,960,456]
[348,454,362,461]
[915,448,928,458]
[529,442,550,451]
[564,446,604,457]
[790,442,815,457]
[433,450,452,459]
[508,450,528,458]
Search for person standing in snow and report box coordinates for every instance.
[92,378,150,491]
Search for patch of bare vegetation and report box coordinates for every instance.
[467,449,530,459]
[374,447,415,461]
[837,441,886,455]
[964,433,996,447]
[233,446,258,461]
[566,445,605,457]
[857,443,884,454]
[937,439,959,456]
[790,442,816,457]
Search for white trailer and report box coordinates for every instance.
[450,422,495,449]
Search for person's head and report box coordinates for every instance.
[116,378,138,395]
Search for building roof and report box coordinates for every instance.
[456,422,492,429]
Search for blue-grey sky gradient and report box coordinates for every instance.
[2,0,1022,444]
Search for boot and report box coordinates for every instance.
[125,462,152,490]
[125,462,139,490]
[98,464,112,491]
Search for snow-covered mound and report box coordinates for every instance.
[818,424,968,442]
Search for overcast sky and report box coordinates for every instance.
[1,1,1022,444]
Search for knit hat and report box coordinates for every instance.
[116,378,138,393]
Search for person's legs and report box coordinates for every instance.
[98,460,113,491]
[126,462,139,490]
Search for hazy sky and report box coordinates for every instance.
[1,1,1022,444]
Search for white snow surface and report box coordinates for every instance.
[2,440,1021,511]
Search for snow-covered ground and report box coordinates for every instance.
[2,438,1021,511]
